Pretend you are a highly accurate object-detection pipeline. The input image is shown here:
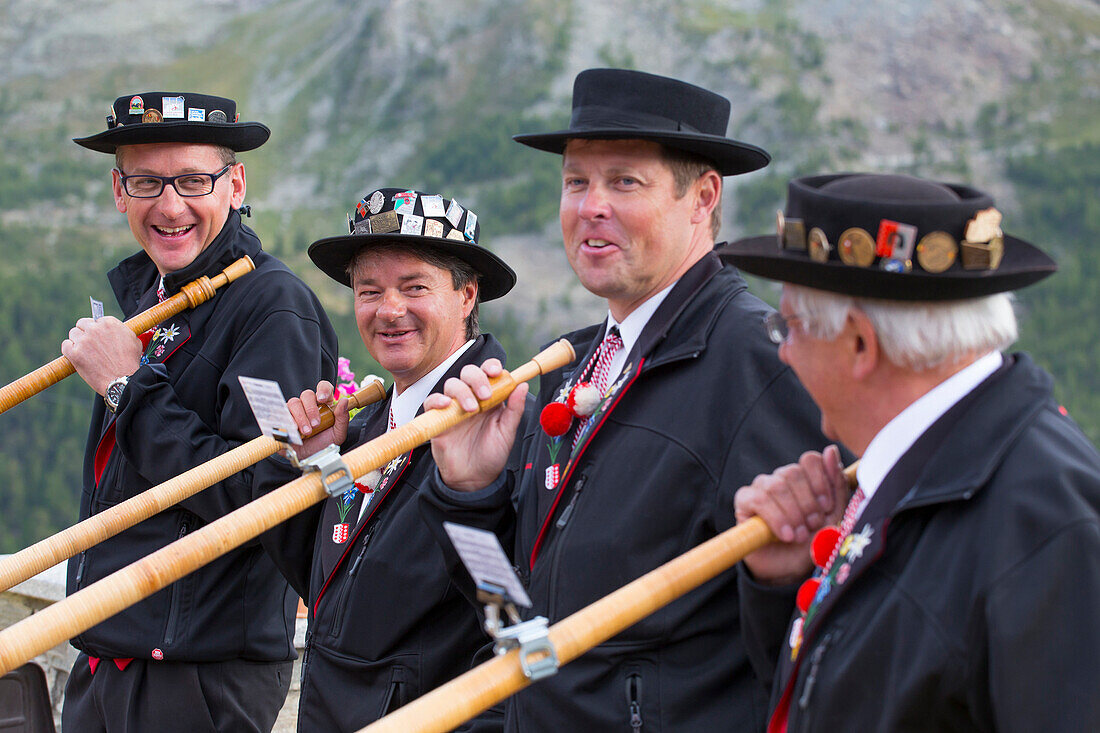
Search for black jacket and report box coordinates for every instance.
[423,253,832,731]
[68,210,338,662]
[740,354,1100,732]
[258,335,513,732]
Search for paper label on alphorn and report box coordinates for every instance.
[237,376,302,445]
[90,297,104,321]
[444,522,531,607]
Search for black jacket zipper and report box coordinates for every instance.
[626,671,644,731]
[162,515,192,647]
[556,474,588,529]
[797,632,833,718]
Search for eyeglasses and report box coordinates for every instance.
[763,311,804,344]
[116,164,232,198]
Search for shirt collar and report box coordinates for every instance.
[388,339,476,429]
[855,350,1003,514]
[606,282,677,359]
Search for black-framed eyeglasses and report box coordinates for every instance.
[116,164,232,198]
[763,311,804,345]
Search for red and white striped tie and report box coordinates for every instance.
[573,327,623,448]
[590,326,623,397]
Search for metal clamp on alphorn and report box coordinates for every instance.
[296,443,356,497]
[477,582,558,682]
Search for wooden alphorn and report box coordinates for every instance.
[0,379,387,594]
[362,464,859,733]
[0,339,574,677]
[0,255,255,415]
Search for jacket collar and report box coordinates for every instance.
[107,209,259,314]
[893,353,1052,511]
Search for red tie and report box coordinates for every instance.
[156,280,166,303]
[388,405,396,432]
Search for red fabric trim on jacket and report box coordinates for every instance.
[93,422,117,487]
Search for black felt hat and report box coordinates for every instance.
[74,92,269,154]
[308,188,516,301]
[717,173,1056,300]
[513,68,770,176]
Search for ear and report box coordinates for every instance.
[847,308,880,380]
[111,169,128,214]
[459,280,478,319]
[229,162,247,209]
[690,170,722,227]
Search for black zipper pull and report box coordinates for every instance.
[798,632,832,711]
[348,525,377,577]
[626,672,643,731]
[556,474,588,528]
[75,552,87,586]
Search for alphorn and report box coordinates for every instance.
[0,379,387,594]
[0,339,574,677]
[362,463,859,733]
[0,255,255,415]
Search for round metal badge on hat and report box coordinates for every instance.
[307,187,516,301]
[837,228,875,267]
[915,231,958,273]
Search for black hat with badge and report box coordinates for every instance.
[308,188,516,301]
[513,68,770,176]
[717,173,1057,300]
[74,92,269,154]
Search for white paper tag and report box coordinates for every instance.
[237,376,302,444]
[443,522,531,607]
[89,297,104,321]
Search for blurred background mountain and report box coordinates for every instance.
[0,0,1097,551]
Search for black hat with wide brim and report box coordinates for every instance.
[308,188,516,301]
[717,173,1056,300]
[74,92,269,154]
[513,68,770,176]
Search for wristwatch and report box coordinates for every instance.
[104,376,130,413]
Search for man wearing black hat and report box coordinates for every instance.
[253,189,519,730]
[60,93,338,732]
[422,69,832,730]
[723,173,1100,730]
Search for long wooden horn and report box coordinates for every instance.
[0,379,387,594]
[361,463,859,733]
[0,255,255,415]
[0,339,574,677]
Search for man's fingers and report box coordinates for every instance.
[444,375,481,413]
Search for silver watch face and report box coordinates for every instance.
[105,378,128,411]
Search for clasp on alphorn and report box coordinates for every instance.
[295,444,355,498]
[478,581,558,681]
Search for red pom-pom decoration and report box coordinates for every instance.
[539,402,573,437]
[138,328,156,349]
[811,526,842,568]
[796,577,821,614]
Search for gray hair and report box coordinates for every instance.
[785,284,1018,371]
[348,242,481,340]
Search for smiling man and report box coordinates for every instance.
[59,92,337,733]
[422,69,834,731]
[252,188,518,730]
